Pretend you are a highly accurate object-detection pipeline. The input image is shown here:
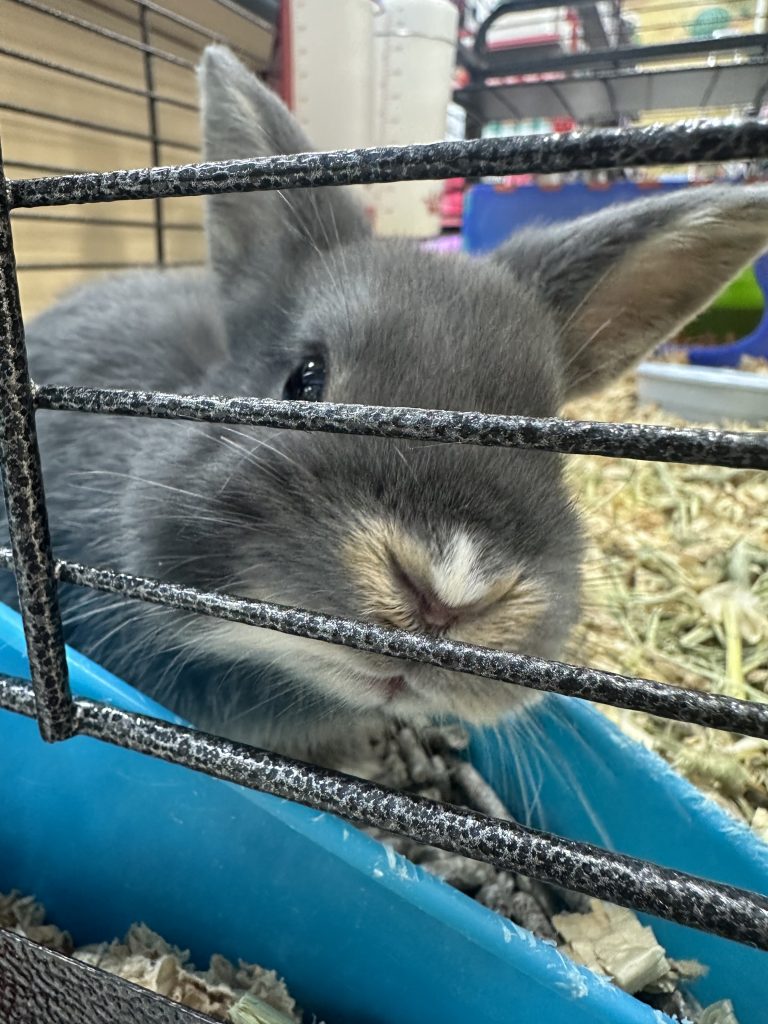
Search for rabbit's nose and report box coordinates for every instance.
[341,521,504,635]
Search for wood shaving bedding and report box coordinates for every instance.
[360,725,735,1023]
[0,891,305,1024]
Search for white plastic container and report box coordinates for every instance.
[368,0,460,238]
[636,361,768,424]
[287,0,375,151]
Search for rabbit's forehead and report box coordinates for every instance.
[299,244,564,416]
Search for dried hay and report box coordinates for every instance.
[562,374,768,832]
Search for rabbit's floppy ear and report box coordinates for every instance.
[492,185,768,400]
[198,45,370,301]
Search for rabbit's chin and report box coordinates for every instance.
[252,630,543,728]
[341,664,541,727]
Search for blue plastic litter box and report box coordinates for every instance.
[1,602,767,1023]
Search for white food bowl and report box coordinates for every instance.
[636,362,768,425]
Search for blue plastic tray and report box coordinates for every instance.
[0,600,766,1023]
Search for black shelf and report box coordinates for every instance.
[455,57,768,123]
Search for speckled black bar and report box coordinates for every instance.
[33,385,768,469]
[0,547,765,738]
[9,119,768,209]
[1,677,766,950]
[0,148,73,742]
[0,927,219,1024]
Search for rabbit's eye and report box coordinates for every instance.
[283,353,326,402]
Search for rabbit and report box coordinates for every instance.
[4,44,768,765]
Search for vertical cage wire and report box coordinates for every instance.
[0,145,72,742]
[138,5,165,265]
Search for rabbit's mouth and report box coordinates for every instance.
[356,672,409,702]
[354,667,411,700]
[347,658,542,723]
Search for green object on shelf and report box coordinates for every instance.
[682,264,765,339]
[712,264,763,310]
[690,6,731,38]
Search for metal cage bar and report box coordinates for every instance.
[0,102,198,153]
[92,0,273,67]
[0,925,220,1024]
[31,384,768,469]
[0,148,73,742]
[1,548,766,738]
[11,212,201,231]
[15,261,203,272]
[4,160,84,176]
[11,0,197,70]
[138,5,165,264]
[0,45,198,112]
[8,119,768,211]
[130,0,254,42]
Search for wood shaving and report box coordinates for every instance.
[699,1001,740,1024]
[0,889,72,954]
[738,355,768,375]
[0,891,307,1023]
[648,346,768,374]
[229,993,298,1024]
[552,899,705,996]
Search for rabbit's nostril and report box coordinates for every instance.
[416,591,459,632]
[390,559,461,633]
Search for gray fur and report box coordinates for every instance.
[4,46,768,762]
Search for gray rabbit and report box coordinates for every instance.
[5,45,768,763]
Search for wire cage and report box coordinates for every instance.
[1,7,768,1024]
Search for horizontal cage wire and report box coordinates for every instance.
[0,101,198,152]
[6,0,271,76]
[8,119,768,210]
[0,44,199,110]
[4,0,271,277]
[31,382,768,468]
[12,0,197,69]
[0,116,767,951]
[0,547,766,737]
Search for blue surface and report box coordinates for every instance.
[462,180,691,254]
[0,600,766,1022]
[471,698,768,1015]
